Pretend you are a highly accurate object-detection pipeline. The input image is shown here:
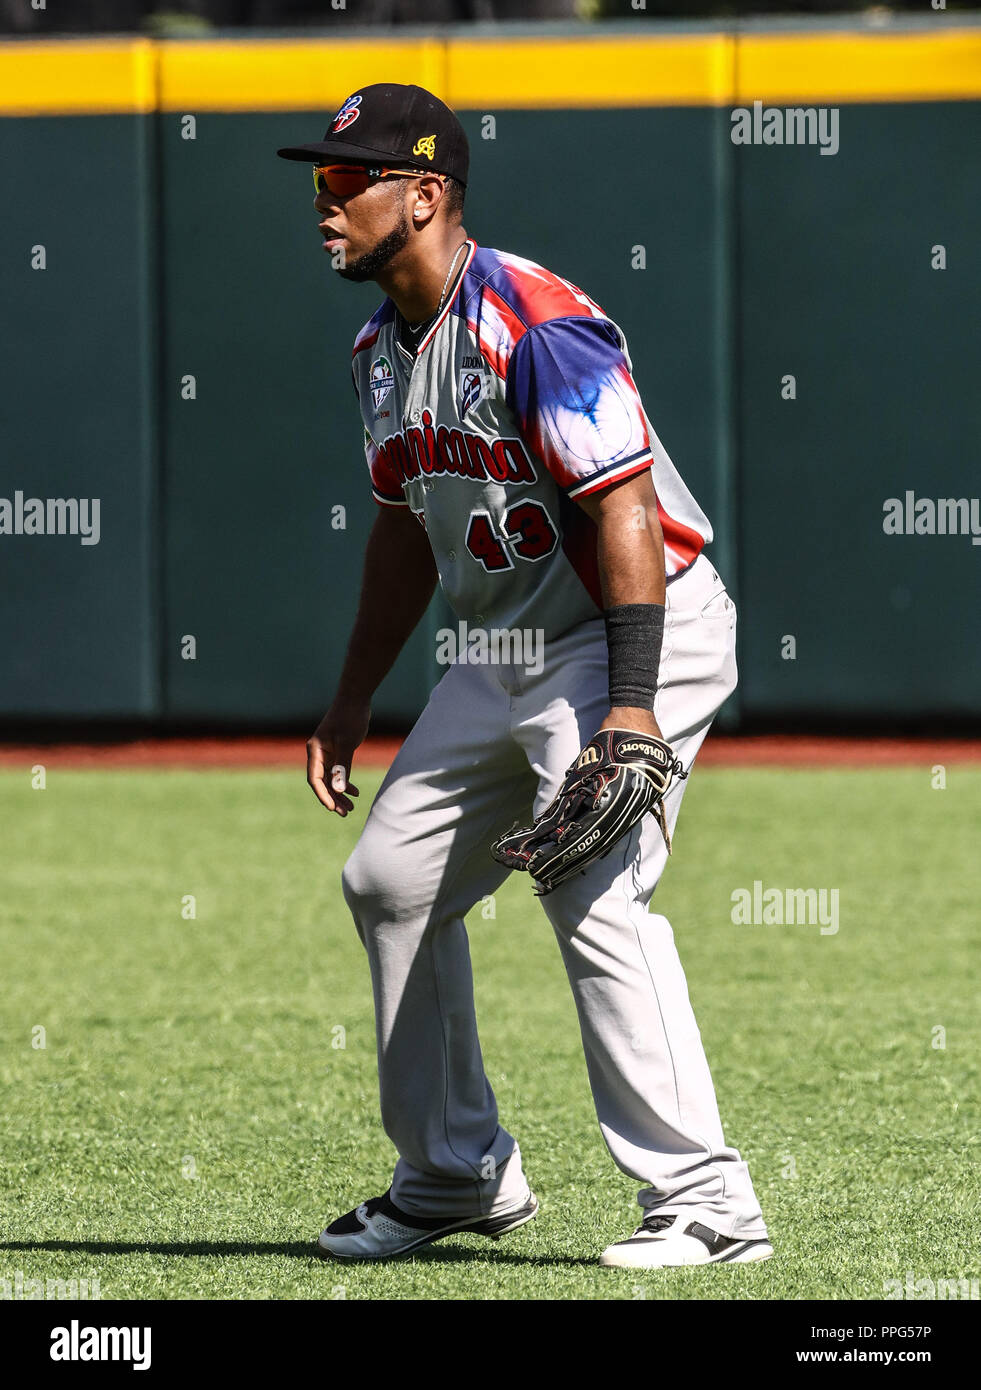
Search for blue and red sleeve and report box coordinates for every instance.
[504,316,655,500]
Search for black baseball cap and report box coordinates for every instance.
[276,82,469,186]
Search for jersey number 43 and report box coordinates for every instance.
[465,501,558,572]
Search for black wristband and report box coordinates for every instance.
[604,603,665,710]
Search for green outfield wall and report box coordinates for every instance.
[1,22,979,727]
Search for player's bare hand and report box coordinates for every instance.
[306,700,370,816]
[600,707,665,742]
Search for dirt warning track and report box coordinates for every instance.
[1,735,979,770]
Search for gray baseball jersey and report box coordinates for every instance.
[352,239,713,642]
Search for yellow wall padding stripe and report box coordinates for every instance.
[736,31,981,104]
[157,38,446,112]
[1,29,979,117]
[0,39,158,115]
[445,36,733,108]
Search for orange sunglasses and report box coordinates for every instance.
[312,163,441,197]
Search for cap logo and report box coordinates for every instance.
[412,134,436,161]
[331,94,362,133]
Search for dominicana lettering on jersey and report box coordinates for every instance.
[375,408,538,489]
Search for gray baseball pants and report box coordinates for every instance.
[340,553,768,1241]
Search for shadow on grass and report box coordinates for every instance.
[0,1239,594,1267]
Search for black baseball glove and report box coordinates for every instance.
[490,727,688,896]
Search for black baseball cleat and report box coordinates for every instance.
[599,1212,774,1268]
[316,1189,539,1261]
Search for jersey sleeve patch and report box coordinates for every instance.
[504,316,654,497]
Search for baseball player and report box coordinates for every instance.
[278,83,772,1268]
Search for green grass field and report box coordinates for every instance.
[1,764,978,1301]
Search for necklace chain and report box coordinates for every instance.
[406,241,468,337]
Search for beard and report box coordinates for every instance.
[335,206,410,283]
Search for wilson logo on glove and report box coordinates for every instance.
[619,739,665,761]
[491,728,688,896]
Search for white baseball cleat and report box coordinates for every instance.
[599,1212,774,1268]
[317,1188,539,1261]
